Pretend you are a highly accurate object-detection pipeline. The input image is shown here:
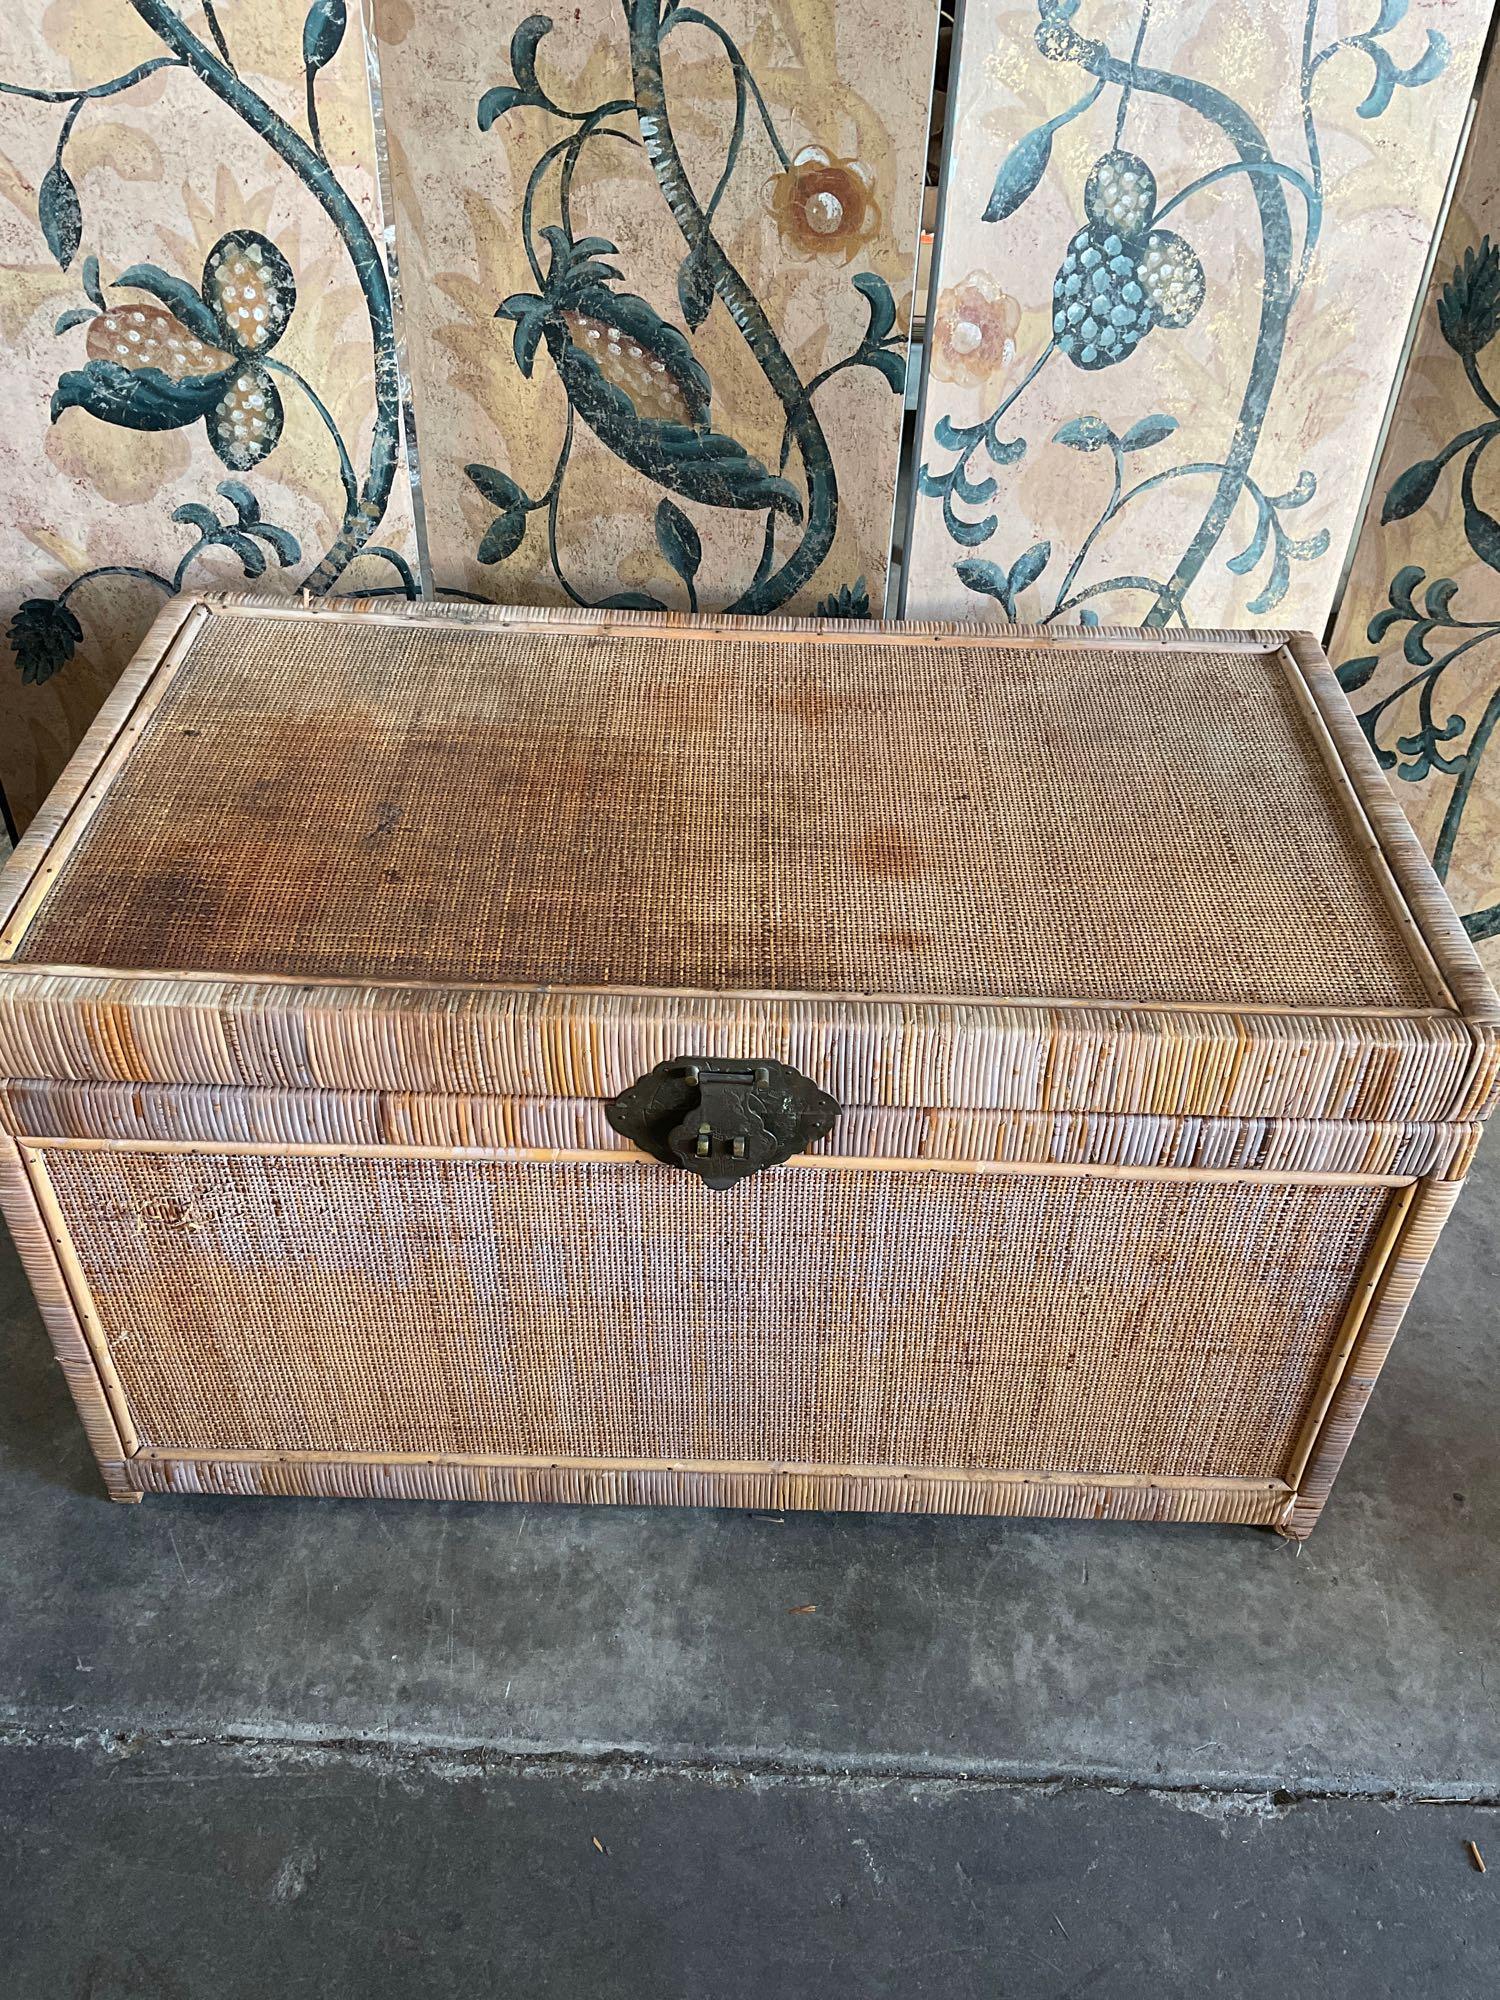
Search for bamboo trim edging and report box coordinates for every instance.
[1281,1176,1464,1537]
[210,588,1287,651]
[0,1133,138,1496]
[124,1447,1292,1524]
[20,1147,140,1456]
[1280,1182,1416,1491]
[19,1134,1419,1188]
[0,960,1468,1016]
[132,1443,1288,1491]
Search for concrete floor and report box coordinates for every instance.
[2,1141,1498,1995]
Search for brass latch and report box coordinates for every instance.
[605,1057,840,1189]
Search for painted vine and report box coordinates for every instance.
[2,0,412,689]
[920,0,1449,626]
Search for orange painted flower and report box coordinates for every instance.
[768,147,880,262]
[931,270,1020,386]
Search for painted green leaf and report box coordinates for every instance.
[504,309,545,377]
[1053,415,1114,453]
[171,502,222,535]
[1355,30,1447,120]
[1382,454,1444,523]
[1424,576,1459,620]
[1120,414,1178,452]
[247,521,301,566]
[8,596,83,685]
[599,591,667,610]
[951,467,997,507]
[862,346,907,394]
[1335,655,1379,691]
[1402,620,1434,666]
[933,415,979,452]
[1269,469,1317,509]
[302,0,347,70]
[216,478,260,524]
[852,271,897,345]
[954,557,1013,611]
[984,123,1054,225]
[947,512,999,547]
[218,527,268,579]
[1246,540,1292,615]
[1007,541,1051,598]
[51,358,227,431]
[53,305,95,335]
[477,16,555,125]
[1289,528,1331,564]
[553,232,615,267]
[81,254,104,309]
[1389,564,1425,616]
[478,509,527,564]
[509,14,553,95]
[478,85,523,130]
[655,497,701,582]
[466,463,530,511]
[115,263,224,345]
[1463,488,1500,572]
[1226,502,1271,576]
[39,159,81,272]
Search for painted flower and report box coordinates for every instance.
[931,270,1020,386]
[768,147,880,262]
[1052,152,1204,372]
[51,230,296,470]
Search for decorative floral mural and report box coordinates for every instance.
[374,0,938,614]
[0,1,416,831]
[1328,59,1500,970]
[905,0,1490,627]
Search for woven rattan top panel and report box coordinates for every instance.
[12,606,1437,1009]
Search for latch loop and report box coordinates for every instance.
[605,1057,840,1189]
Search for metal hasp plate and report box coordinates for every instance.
[605,1058,840,1189]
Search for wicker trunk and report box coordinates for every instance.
[1,596,1494,1534]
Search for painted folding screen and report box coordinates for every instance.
[905,0,1491,628]
[1327,58,1500,967]
[0,1,417,833]
[375,0,939,616]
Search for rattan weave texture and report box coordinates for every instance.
[15,613,1432,1009]
[45,1145,1387,1481]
